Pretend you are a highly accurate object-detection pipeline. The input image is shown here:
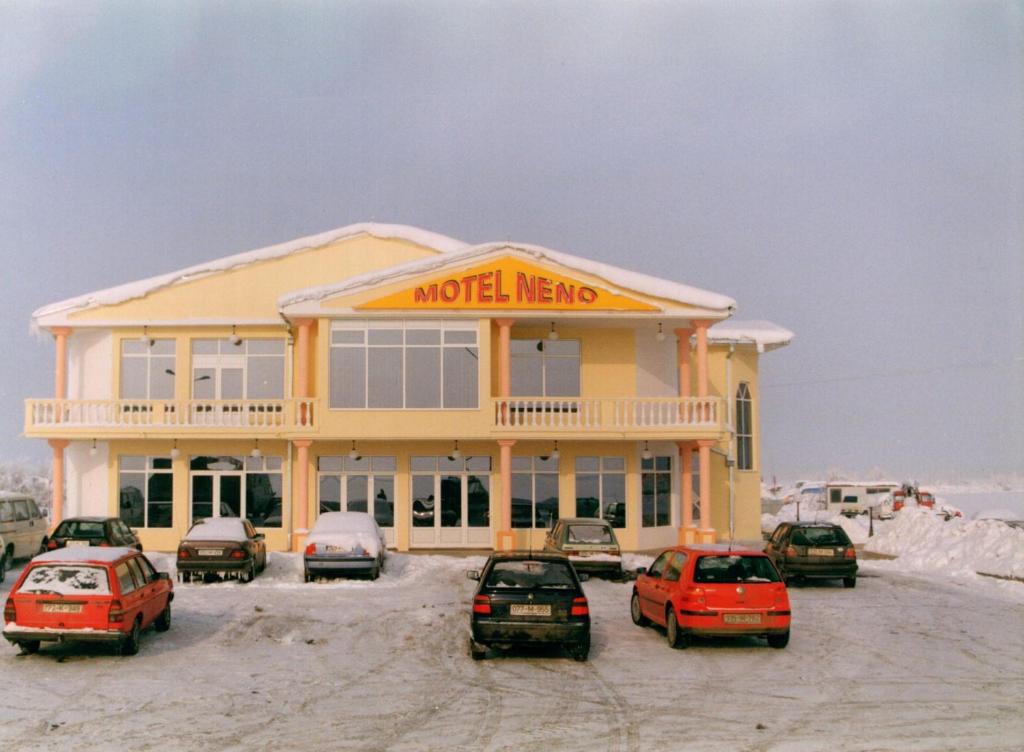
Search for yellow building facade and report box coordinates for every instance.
[27,223,792,553]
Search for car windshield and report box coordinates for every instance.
[485,560,576,589]
[18,564,112,595]
[791,527,850,547]
[566,524,613,544]
[693,555,781,584]
[54,520,107,538]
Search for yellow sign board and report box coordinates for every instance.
[356,257,658,311]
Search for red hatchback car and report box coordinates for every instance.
[3,547,173,656]
[631,544,791,649]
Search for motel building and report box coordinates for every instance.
[27,223,792,554]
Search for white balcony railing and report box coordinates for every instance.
[25,399,316,432]
[492,397,721,432]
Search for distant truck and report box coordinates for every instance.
[825,482,900,519]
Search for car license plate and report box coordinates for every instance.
[325,545,349,553]
[808,548,834,556]
[510,604,551,617]
[42,603,82,614]
[198,549,223,557]
[723,613,762,624]
[66,540,90,548]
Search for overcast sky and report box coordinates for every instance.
[0,1,1020,482]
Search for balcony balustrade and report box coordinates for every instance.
[492,397,722,434]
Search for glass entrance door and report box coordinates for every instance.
[190,473,243,526]
[410,456,491,548]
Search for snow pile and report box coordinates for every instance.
[865,508,1024,579]
[761,510,876,545]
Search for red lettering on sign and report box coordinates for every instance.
[461,274,478,302]
[415,285,438,303]
[440,280,460,303]
[494,270,511,302]
[517,272,536,303]
[555,282,574,305]
[578,287,597,304]
[478,272,494,302]
[537,276,553,303]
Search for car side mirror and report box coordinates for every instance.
[577,573,589,582]
[635,567,648,576]
[466,570,480,581]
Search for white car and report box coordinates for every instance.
[303,512,387,582]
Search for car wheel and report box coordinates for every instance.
[768,630,790,649]
[369,564,380,581]
[155,602,172,632]
[630,591,649,627]
[469,637,487,661]
[843,576,857,589]
[121,619,142,656]
[570,635,590,662]
[666,610,689,649]
[241,561,256,584]
[19,640,40,655]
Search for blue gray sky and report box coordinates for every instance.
[1,1,1021,481]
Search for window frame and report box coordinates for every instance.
[574,456,627,528]
[190,338,286,400]
[510,338,581,397]
[316,455,397,529]
[120,338,176,400]
[641,455,673,528]
[510,456,560,529]
[736,382,753,471]
[118,456,174,529]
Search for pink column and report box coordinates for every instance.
[693,320,710,398]
[48,439,69,525]
[292,439,313,551]
[497,439,516,551]
[495,318,514,425]
[697,439,715,542]
[294,319,315,426]
[674,327,693,399]
[52,328,71,399]
[677,440,695,544]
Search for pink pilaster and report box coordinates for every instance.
[496,439,516,551]
[677,441,696,544]
[292,439,313,551]
[48,439,69,525]
[697,439,716,542]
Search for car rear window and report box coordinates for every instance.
[566,524,614,544]
[485,560,576,589]
[694,555,781,584]
[54,520,107,538]
[792,527,851,547]
[18,564,112,595]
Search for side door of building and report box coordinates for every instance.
[637,551,673,625]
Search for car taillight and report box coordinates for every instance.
[571,597,589,616]
[844,548,857,559]
[108,600,124,624]
[685,587,706,604]
[4,597,15,623]
[177,548,190,559]
[473,595,491,615]
[785,546,797,558]
[99,541,110,547]
[304,543,316,556]
[229,549,245,560]
[46,540,58,550]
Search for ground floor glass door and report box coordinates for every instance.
[190,473,243,526]
[410,455,491,547]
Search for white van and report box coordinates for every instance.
[825,483,900,518]
[0,493,48,581]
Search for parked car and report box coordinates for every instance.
[3,547,173,656]
[543,517,624,579]
[304,511,386,581]
[0,494,48,582]
[468,552,591,661]
[44,517,142,552]
[176,517,267,583]
[763,522,858,588]
[631,545,791,649]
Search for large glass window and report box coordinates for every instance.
[188,455,283,527]
[511,456,559,529]
[510,339,580,396]
[575,456,626,528]
[329,321,479,409]
[190,339,285,399]
[411,456,491,529]
[118,456,173,528]
[120,339,175,399]
[317,456,396,529]
[736,382,753,470]
[641,456,672,527]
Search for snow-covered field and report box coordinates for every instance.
[2,550,1023,752]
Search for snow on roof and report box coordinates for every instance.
[708,320,794,352]
[280,242,737,313]
[33,546,140,564]
[185,517,249,542]
[31,222,469,327]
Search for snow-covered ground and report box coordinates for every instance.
[2,550,1023,752]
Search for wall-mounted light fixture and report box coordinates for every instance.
[139,326,153,346]
[548,321,559,341]
[448,440,462,461]
[230,325,242,346]
[170,439,180,460]
[655,323,666,342]
[250,440,261,459]
[348,440,361,461]
[641,441,653,461]
[89,438,98,457]
[550,441,560,461]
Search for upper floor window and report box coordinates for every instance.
[329,321,478,409]
[120,339,175,399]
[191,339,285,400]
[511,339,580,397]
[736,382,753,470]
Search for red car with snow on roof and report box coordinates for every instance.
[3,547,172,656]
[631,544,791,649]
